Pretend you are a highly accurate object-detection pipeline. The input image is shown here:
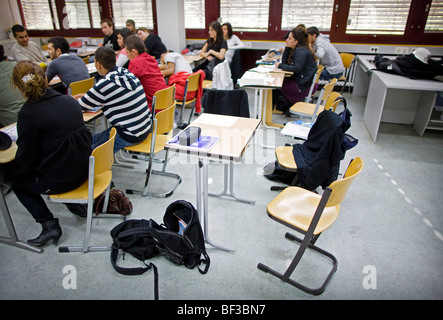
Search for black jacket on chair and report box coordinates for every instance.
[292,110,347,191]
[202,89,250,117]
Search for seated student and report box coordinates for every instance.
[9,61,92,247]
[273,27,317,113]
[10,24,48,64]
[307,26,344,80]
[222,22,245,64]
[159,50,193,78]
[101,19,120,52]
[136,27,167,60]
[116,28,133,68]
[76,46,152,153]
[198,21,227,81]
[45,36,90,89]
[124,35,168,111]
[125,19,137,34]
[0,45,25,127]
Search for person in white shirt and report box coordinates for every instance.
[10,24,48,64]
[307,26,344,80]
[222,22,245,64]
[159,51,192,78]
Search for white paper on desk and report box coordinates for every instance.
[1,123,18,141]
[249,66,275,73]
[238,71,274,87]
[193,113,238,127]
[281,120,313,140]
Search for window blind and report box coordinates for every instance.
[220,0,270,32]
[184,0,205,29]
[65,0,100,29]
[21,0,59,30]
[281,0,334,31]
[111,0,154,30]
[425,0,443,31]
[346,0,412,35]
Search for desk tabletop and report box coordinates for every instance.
[238,71,285,88]
[166,114,261,161]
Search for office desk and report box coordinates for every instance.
[0,140,42,253]
[165,114,260,252]
[354,55,443,143]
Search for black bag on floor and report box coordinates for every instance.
[149,200,210,274]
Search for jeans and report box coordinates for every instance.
[320,68,343,81]
[92,128,137,153]
[11,174,85,223]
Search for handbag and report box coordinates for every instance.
[94,189,133,216]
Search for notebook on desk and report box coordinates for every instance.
[281,120,313,140]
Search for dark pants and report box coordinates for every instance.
[11,172,85,224]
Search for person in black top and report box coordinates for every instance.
[137,27,167,60]
[198,21,227,80]
[101,19,120,52]
[9,61,92,247]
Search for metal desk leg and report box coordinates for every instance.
[208,162,255,204]
[196,159,234,252]
[0,192,42,253]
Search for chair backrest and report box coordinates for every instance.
[82,56,90,64]
[319,78,337,105]
[69,77,94,96]
[304,65,324,102]
[154,84,176,112]
[326,157,363,207]
[92,127,116,175]
[155,102,176,135]
[324,92,342,112]
[340,53,355,69]
[186,72,201,93]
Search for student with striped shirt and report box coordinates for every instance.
[75,46,152,153]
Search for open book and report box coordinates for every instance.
[281,120,313,140]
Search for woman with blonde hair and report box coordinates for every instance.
[9,61,92,247]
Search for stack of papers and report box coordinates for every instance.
[281,120,313,140]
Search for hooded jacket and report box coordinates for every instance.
[78,67,152,143]
[15,89,92,185]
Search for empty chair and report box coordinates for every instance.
[339,53,355,94]
[304,65,324,103]
[258,157,364,295]
[49,128,124,253]
[289,78,337,122]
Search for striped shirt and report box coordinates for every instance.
[78,67,152,143]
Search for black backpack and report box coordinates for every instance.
[149,200,210,274]
[109,200,210,299]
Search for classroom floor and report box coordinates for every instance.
[1,91,442,301]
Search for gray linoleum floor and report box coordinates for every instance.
[1,90,442,301]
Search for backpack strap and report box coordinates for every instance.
[198,251,210,274]
[110,245,159,300]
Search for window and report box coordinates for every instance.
[111,0,154,29]
[64,0,101,29]
[220,0,270,32]
[281,0,334,31]
[346,0,412,35]
[21,0,59,30]
[185,0,205,29]
[425,0,443,32]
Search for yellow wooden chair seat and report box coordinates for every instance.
[124,133,169,155]
[49,171,112,201]
[275,146,297,171]
[267,187,340,235]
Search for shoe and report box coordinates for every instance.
[27,218,62,247]
[65,203,87,218]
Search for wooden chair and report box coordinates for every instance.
[49,128,124,253]
[324,92,343,112]
[82,56,90,64]
[176,72,201,128]
[69,77,95,96]
[339,53,355,94]
[258,157,364,295]
[289,78,337,122]
[122,96,182,198]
